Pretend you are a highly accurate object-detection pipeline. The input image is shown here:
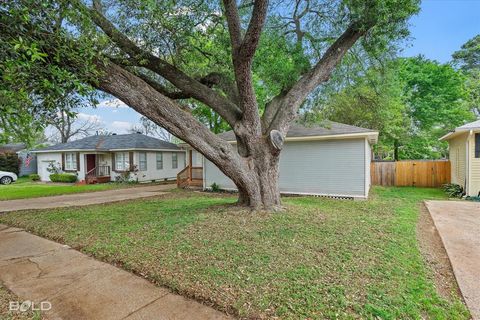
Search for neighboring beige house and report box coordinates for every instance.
[440,120,480,197]
[33,133,185,183]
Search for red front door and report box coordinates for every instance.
[86,154,96,173]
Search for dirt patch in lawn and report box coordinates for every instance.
[416,203,463,302]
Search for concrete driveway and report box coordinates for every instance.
[0,184,175,213]
[425,200,480,319]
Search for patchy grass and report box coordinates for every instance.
[0,187,469,319]
[0,283,42,320]
[0,177,134,200]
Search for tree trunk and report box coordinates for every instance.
[97,62,283,210]
[393,139,399,161]
[234,143,282,210]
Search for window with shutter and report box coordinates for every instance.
[64,152,77,171]
[172,153,178,169]
[115,152,130,171]
[156,152,163,170]
[139,152,147,171]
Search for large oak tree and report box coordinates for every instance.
[1,0,419,209]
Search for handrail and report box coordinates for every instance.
[177,165,203,188]
[177,166,189,177]
[86,165,110,178]
[86,167,96,177]
[177,165,190,187]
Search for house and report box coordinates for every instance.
[440,120,480,196]
[0,143,37,177]
[33,133,186,183]
[182,122,379,200]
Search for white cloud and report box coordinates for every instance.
[110,121,133,133]
[97,98,129,109]
[77,112,103,124]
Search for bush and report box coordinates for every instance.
[0,152,20,175]
[210,182,220,192]
[442,183,464,198]
[49,173,77,183]
[29,174,40,181]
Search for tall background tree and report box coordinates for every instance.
[129,116,174,142]
[452,34,480,116]
[47,110,102,143]
[0,0,419,209]
[315,55,475,160]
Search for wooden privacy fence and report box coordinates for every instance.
[371,160,451,187]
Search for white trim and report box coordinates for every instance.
[364,138,369,198]
[440,129,480,141]
[202,152,206,190]
[180,132,379,147]
[282,132,378,143]
[466,130,472,195]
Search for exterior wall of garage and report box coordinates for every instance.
[36,153,63,182]
[448,133,468,190]
[204,138,370,198]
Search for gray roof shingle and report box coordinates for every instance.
[217,121,376,141]
[34,133,180,152]
[457,119,480,130]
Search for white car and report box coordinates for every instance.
[0,171,17,185]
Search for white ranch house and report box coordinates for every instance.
[33,133,186,183]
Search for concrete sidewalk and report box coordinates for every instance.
[0,184,174,213]
[425,200,480,320]
[0,224,231,320]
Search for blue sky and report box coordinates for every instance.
[70,0,480,136]
[401,0,480,63]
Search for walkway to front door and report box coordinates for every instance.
[0,184,174,213]
[425,200,480,320]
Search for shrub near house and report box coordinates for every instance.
[0,152,20,175]
[49,173,77,183]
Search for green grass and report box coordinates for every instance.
[0,177,130,200]
[0,187,469,319]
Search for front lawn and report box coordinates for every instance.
[0,187,469,319]
[0,177,130,201]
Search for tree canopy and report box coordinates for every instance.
[0,0,420,208]
[318,56,475,160]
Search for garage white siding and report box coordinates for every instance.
[36,153,63,182]
[204,138,367,197]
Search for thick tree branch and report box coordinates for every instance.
[240,0,269,61]
[96,61,257,194]
[263,23,366,135]
[86,0,242,126]
[134,73,191,100]
[136,71,240,105]
[223,0,243,51]
[223,0,269,146]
